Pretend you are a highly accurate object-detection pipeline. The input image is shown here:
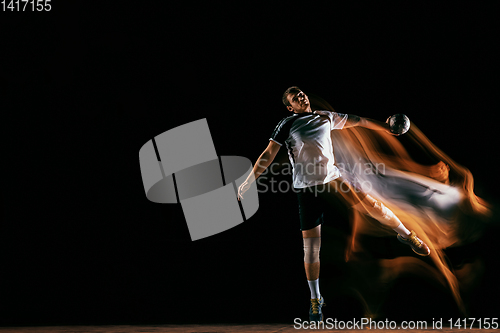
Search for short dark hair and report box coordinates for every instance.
[282,86,301,107]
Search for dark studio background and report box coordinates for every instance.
[2,2,500,327]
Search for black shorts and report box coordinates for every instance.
[296,177,367,231]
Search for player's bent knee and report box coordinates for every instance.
[303,237,321,263]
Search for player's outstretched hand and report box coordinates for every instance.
[237,181,251,201]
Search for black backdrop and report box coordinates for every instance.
[3,2,499,326]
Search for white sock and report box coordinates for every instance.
[308,279,321,299]
[393,222,411,238]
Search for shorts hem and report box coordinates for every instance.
[293,175,341,189]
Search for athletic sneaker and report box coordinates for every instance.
[397,230,431,256]
[309,297,325,322]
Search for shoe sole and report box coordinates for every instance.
[411,247,431,256]
[308,315,324,323]
[397,235,431,256]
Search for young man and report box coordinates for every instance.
[237,86,430,322]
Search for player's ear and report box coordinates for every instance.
[287,105,294,113]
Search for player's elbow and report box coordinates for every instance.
[260,150,275,165]
[345,114,362,128]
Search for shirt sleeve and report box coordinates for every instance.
[269,117,292,146]
[314,111,348,130]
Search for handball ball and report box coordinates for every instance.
[386,114,410,135]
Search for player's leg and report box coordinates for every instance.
[297,186,326,322]
[302,224,324,322]
[356,193,404,229]
[330,177,431,256]
[357,194,430,256]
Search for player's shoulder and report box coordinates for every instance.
[274,113,298,128]
[313,110,331,116]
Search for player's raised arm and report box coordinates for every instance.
[238,140,281,200]
[344,114,393,134]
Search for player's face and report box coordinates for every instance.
[286,91,310,113]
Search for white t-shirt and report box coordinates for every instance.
[270,110,348,188]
